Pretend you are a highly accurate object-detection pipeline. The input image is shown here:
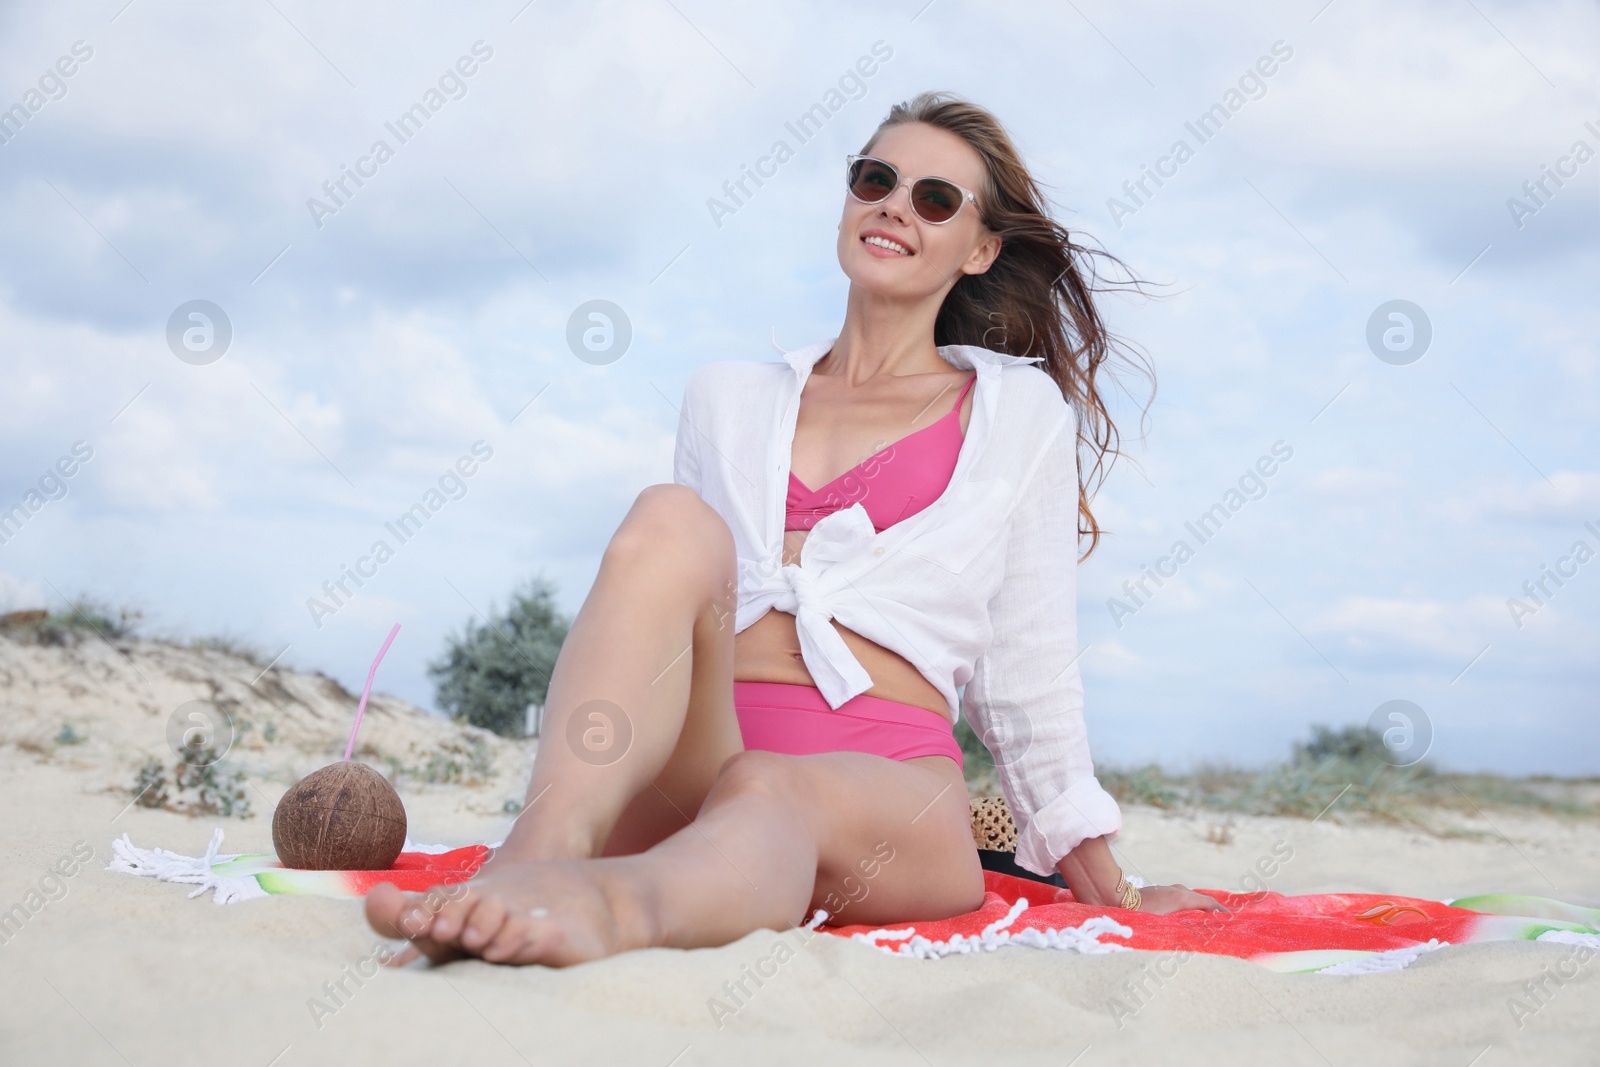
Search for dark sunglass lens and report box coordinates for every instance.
[849,159,897,202]
[911,178,961,223]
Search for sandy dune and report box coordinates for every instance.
[2,633,1597,1065]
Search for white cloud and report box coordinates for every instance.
[1308,467,1407,497]
[1437,471,1600,523]
[1306,593,1504,660]
[1085,638,1143,678]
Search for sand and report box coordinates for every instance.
[2,632,1597,1066]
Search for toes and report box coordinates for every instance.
[399,933,468,965]
[506,908,569,965]
[429,892,478,942]
[367,885,466,965]
[365,883,419,939]
[480,910,534,963]
[460,897,508,951]
[366,862,622,968]
[385,944,422,968]
[419,937,469,964]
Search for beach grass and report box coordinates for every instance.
[0,600,141,645]
[6,602,1591,829]
[956,718,1599,827]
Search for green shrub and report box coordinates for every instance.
[129,749,252,818]
[1102,764,1183,809]
[175,749,253,818]
[133,759,169,809]
[0,600,141,646]
[1292,723,1393,768]
[410,736,494,785]
[428,577,568,737]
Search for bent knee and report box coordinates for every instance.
[606,484,732,567]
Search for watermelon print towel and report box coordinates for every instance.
[109,829,1600,974]
[108,829,487,904]
[827,873,1600,974]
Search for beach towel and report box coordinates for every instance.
[825,873,1600,973]
[109,829,1600,974]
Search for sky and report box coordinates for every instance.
[0,0,1595,776]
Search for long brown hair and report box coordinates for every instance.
[863,91,1156,560]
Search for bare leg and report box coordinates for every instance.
[364,485,984,964]
[606,750,984,946]
[365,749,982,964]
[505,482,745,859]
[367,484,744,955]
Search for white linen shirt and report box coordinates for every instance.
[672,335,1123,876]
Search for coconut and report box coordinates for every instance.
[271,761,407,870]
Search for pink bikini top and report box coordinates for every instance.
[786,372,977,534]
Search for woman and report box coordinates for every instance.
[367,91,1224,967]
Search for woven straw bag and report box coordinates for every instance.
[968,795,1017,852]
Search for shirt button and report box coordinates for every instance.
[873,546,885,556]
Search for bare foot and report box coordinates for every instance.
[365,858,657,967]
[365,882,468,966]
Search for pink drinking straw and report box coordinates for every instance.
[344,622,402,762]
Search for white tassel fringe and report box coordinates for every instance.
[1536,930,1600,950]
[847,896,1136,959]
[106,827,267,905]
[1313,939,1448,975]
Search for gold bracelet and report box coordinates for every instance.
[1119,878,1142,910]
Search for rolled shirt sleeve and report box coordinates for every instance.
[961,410,1123,877]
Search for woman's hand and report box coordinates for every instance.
[1055,837,1229,915]
[1136,884,1228,914]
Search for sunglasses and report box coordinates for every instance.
[845,153,979,225]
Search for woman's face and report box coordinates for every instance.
[836,121,1001,301]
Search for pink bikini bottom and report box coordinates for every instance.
[732,680,963,766]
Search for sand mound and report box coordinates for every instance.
[0,627,530,818]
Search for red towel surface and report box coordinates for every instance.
[819,871,1494,964]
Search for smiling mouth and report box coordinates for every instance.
[862,234,913,255]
